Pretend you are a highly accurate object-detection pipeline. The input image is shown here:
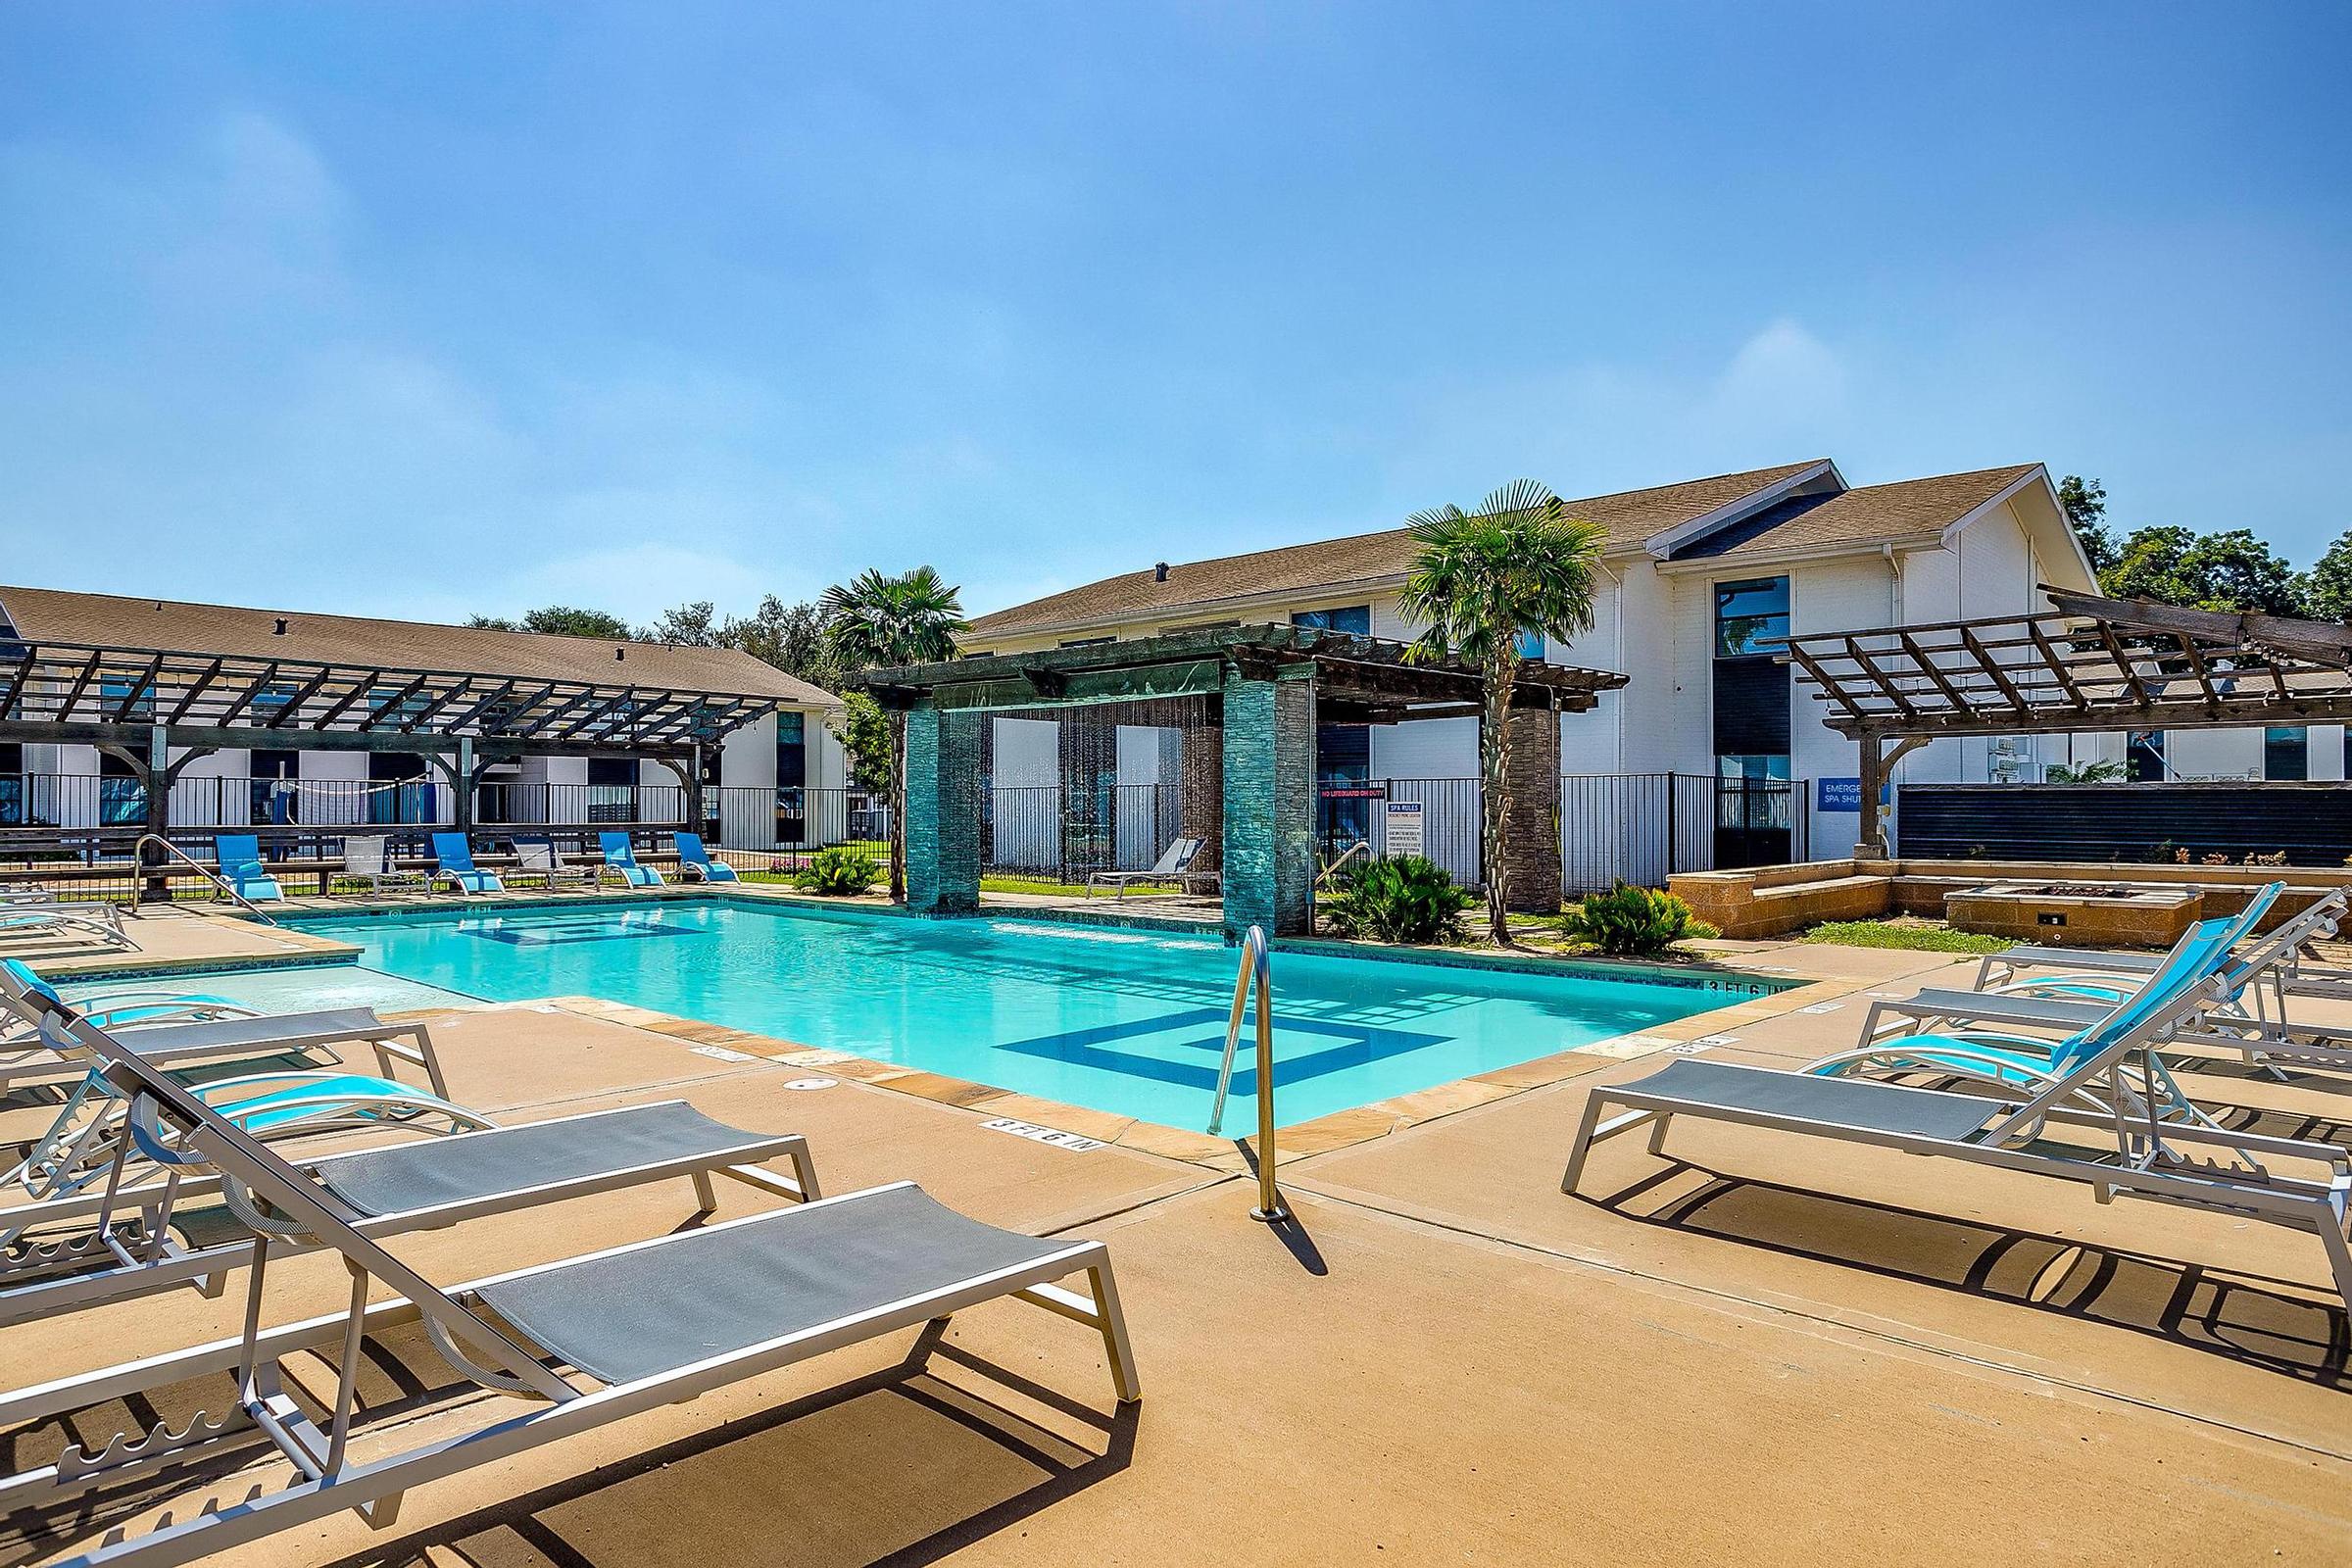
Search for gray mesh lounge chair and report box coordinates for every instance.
[341,834,427,897]
[0,959,448,1096]
[0,1010,1138,1566]
[1086,837,1204,900]
[1562,916,2352,1313]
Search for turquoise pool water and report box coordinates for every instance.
[121,902,1781,1133]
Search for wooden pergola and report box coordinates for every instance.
[868,624,1627,936]
[1784,589,2352,855]
[0,635,785,847]
[866,622,1628,719]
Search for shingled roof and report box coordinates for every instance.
[964,460,1828,639]
[1666,465,2041,562]
[0,585,838,706]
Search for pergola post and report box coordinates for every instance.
[141,724,171,901]
[1855,735,1886,859]
[904,705,981,915]
[455,737,474,832]
[1221,662,1315,939]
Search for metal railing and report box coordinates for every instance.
[1206,925,1288,1223]
[129,834,278,924]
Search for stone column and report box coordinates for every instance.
[1499,707,1562,912]
[1221,666,1315,939]
[904,707,981,914]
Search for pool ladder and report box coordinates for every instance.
[1206,924,1290,1223]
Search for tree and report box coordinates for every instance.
[828,691,896,798]
[2098,525,2313,617]
[2058,474,2115,575]
[2307,529,2352,623]
[821,567,969,901]
[1396,480,1605,945]
[722,596,846,692]
[644,600,722,647]
[466,606,639,640]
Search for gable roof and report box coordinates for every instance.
[964,461,1828,639]
[1666,465,2042,563]
[0,585,838,706]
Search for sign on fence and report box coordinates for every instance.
[1815,777,1888,812]
[1382,798,1424,858]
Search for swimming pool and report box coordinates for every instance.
[119,901,1784,1133]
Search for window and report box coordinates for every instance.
[2265,726,2309,781]
[0,742,21,827]
[1514,629,1547,662]
[2126,730,2166,783]
[587,757,639,823]
[1292,606,1370,635]
[98,751,146,826]
[1714,576,1789,657]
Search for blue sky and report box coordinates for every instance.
[3,3,2347,625]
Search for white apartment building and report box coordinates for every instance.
[961,459,2321,866]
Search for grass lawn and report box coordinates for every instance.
[1801,917,2007,955]
[978,875,1120,899]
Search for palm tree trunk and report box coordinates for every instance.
[1481,651,1516,945]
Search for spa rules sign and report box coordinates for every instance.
[1383,799,1424,858]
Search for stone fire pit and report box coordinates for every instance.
[1943,882,2205,949]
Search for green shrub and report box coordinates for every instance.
[795,845,882,896]
[1557,883,1717,956]
[1320,856,1475,945]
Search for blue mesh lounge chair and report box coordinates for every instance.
[672,831,737,882]
[0,999,1140,1563]
[1563,913,2352,1314]
[599,830,666,888]
[212,834,285,903]
[430,832,504,895]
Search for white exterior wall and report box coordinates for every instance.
[1788,554,1899,857]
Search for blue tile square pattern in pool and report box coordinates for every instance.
[255,901,1783,1133]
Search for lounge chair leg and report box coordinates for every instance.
[1088,1261,1142,1404]
[788,1144,822,1201]
[2320,1216,2352,1316]
[1559,1094,1612,1195]
[692,1170,718,1215]
[1646,1110,1676,1158]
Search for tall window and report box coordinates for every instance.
[2126,730,2166,783]
[1713,577,1790,657]
[0,742,21,827]
[2265,726,2309,781]
[1293,605,1370,635]
[774,710,808,846]
[1513,628,1546,661]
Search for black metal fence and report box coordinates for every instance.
[1894,780,2352,865]
[1559,772,1720,893]
[982,783,1185,881]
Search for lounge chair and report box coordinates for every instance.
[673,830,739,882]
[0,958,449,1096]
[211,832,286,903]
[512,835,602,891]
[0,1008,1140,1562]
[0,887,123,926]
[1973,889,2352,996]
[0,963,819,1326]
[342,833,427,897]
[430,831,504,895]
[1085,836,1204,900]
[600,829,666,888]
[1562,915,2352,1312]
[1805,892,2277,1133]
[1864,884,2352,1080]
[0,902,134,952]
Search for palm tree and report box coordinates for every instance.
[1396,480,1605,945]
[822,566,969,901]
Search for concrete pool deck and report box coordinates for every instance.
[1,904,2348,1562]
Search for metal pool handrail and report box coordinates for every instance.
[131,834,278,925]
[1206,924,1290,1223]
